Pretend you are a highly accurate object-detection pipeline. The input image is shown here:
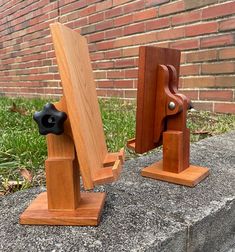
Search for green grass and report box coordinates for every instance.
[0,97,234,194]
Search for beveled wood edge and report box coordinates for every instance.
[20,192,106,226]
[126,138,136,151]
[141,160,209,187]
[93,154,123,185]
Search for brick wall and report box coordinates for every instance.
[0,0,235,113]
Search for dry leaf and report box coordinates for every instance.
[20,168,32,182]
[9,102,27,115]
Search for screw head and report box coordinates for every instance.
[168,101,176,110]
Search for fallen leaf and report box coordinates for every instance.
[20,168,32,182]
[9,102,27,115]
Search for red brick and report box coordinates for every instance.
[159,1,185,16]
[149,41,170,48]
[123,1,145,14]
[192,101,213,112]
[202,62,235,74]
[106,89,124,97]
[113,0,131,7]
[105,6,123,19]
[105,49,122,59]
[202,1,235,20]
[96,20,113,31]
[219,17,235,32]
[113,37,131,48]
[96,40,114,50]
[88,43,97,52]
[89,13,104,24]
[133,8,158,22]
[172,10,201,25]
[199,90,233,102]
[79,5,96,17]
[187,0,217,9]
[86,0,100,4]
[124,23,145,35]
[96,80,114,88]
[201,34,234,48]
[105,27,123,39]
[125,69,138,78]
[186,50,217,63]
[171,39,199,50]
[216,76,235,88]
[96,0,112,11]
[133,32,157,45]
[219,48,235,60]
[115,58,136,68]
[107,70,125,79]
[146,17,170,31]
[122,47,139,57]
[90,52,105,61]
[96,89,107,97]
[114,14,133,27]
[113,80,134,88]
[145,0,169,7]
[214,103,235,114]
[157,27,185,41]
[88,32,105,43]
[95,61,114,69]
[124,89,137,98]
[94,71,107,79]
[180,64,200,76]
[182,76,215,88]
[179,89,199,100]
[185,22,217,37]
[180,52,186,64]
[60,1,87,15]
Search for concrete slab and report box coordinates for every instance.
[0,131,235,252]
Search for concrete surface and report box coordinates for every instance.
[0,131,235,252]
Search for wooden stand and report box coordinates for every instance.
[128,47,209,187]
[20,23,124,226]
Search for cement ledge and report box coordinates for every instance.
[0,131,234,252]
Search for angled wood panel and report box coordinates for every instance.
[50,23,108,189]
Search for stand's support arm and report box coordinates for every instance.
[33,97,82,210]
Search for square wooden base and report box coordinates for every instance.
[20,192,106,226]
[141,161,209,187]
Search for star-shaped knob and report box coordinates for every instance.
[33,103,67,135]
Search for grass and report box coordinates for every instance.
[0,97,234,194]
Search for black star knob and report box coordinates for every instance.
[33,103,67,135]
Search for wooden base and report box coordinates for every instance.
[141,160,209,187]
[20,192,106,226]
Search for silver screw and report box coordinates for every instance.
[168,101,176,110]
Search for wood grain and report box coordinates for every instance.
[141,160,209,187]
[20,192,106,226]
[50,23,124,189]
[135,46,181,154]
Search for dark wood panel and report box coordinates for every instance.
[135,46,181,154]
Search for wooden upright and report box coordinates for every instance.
[128,46,209,187]
[20,23,124,226]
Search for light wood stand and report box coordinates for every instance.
[20,23,124,226]
[128,47,209,187]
